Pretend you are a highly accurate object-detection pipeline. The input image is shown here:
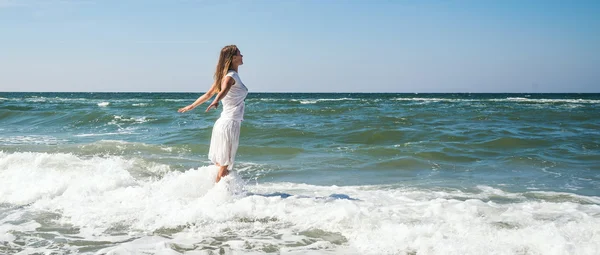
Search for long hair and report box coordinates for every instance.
[211,45,239,94]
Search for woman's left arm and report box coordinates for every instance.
[206,76,235,112]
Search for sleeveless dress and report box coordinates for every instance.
[208,70,248,170]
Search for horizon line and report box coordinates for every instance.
[1,91,599,94]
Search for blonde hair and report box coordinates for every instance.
[211,45,239,94]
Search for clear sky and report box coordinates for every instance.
[1,0,599,93]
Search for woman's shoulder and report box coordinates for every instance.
[226,70,238,76]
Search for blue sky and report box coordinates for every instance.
[1,0,599,92]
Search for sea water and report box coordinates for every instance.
[1,93,599,254]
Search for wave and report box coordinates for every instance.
[0,97,162,110]
[112,115,151,124]
[0,135,68,145]
[1,152,599,254]
[290,98,363,104]
[393,97,600,104]
[73,131,138,137]
[495,97,600,104]
[161,99,188,102]
[246,98,366,104]
[73,140,190,155]
[55,113,154,129]
[248,107,356,116]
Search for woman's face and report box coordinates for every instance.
[233,50,243,66]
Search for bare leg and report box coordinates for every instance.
[215,165,229,183]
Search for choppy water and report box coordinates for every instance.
[1,92,599,254]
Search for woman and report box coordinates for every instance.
[178,45,248,183]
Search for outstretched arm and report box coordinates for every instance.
[206,76,235,112]
[178,84,218,113]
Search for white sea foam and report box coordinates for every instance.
[24,97,149,104]
[392,97,463,103]
[74,132,134,137]
[98,102,110,107]
[1,152,599,254]
[25,97,48,102]
[112,115,150,123]
[292,98,360,104]
[0,220,40,246]
[98,139,177,153]
[253,98,285,102]
[74,128,140,137]
[392,97,600,104]
[0,135,67,145]
[502,98,600,104]
[298,100,318,104]
[2,97,152,106]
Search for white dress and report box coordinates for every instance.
[208,70,248,169]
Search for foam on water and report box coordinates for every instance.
[12,98,151,105]
[74,132,135,137]
[292,98,361,104]
[112,115,151,124]
[0,135,68,145]
[1,152,599,254]
[392,97,600,104]
[499,98,600,104]
[74,140,186,156]
[98,102,110,107]
[162,99,188,102]
[75,125,140,137]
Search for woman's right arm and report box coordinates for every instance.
[178,84,217,113]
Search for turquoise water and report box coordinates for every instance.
[1,93,599,254]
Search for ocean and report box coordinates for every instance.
[1,92,599,254]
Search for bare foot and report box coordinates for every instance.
[215,165,229,183]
